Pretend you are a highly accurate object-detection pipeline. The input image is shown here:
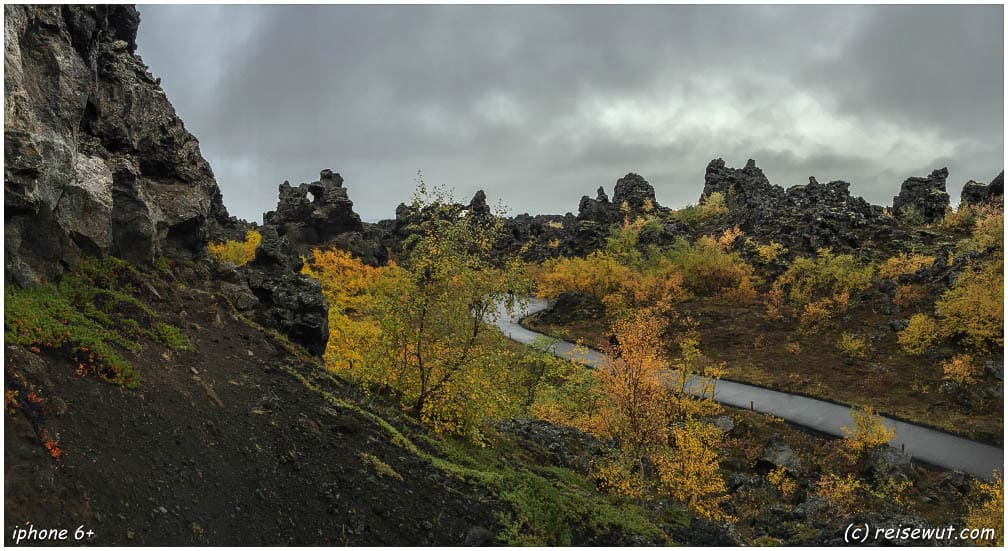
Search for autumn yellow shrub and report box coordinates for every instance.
[799,296,837,332]
[842,405,894,454]
[784,341,801,355]
[301,248,388,375]
[942,353,981,385]
[957,205,1003,254]
[593,451,647,498]
[207,229,262,266]
[877,252,934,280]
[528,343,611,438]
[817,473,866,516]
[939,204,978,233]
[935,259,1003,352]
[304,182,532,442]
[837,332,870,359]
[655,421,733,521]
[766,249,872,321]
[964,473,1004,546]
[605,269,688,313]
[673,192,729,226]
[716,226,744,251]
[768,465,797,501]
[897,313,939,356]
[537,252,630,303]
[667,235,757,301]
[750,240,788,263]
[702,191,729,217]
[597,309,672,451]
[584,310,730,520]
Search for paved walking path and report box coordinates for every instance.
[491,298,1003,479]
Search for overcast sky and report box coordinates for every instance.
[136,5,1003,223]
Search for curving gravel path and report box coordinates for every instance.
[491,298,1003,479]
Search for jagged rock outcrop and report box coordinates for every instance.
[237,226,329,356]
[612,172,666,216]
[500,212,574,261]
[577,187,619,225]
[259,169,389,266]
[570,173,671,256]
[892,168,951,223]
[701,158,785,230]
[757,434,802,476]
[264,170,362,244]
[701,159,891,254]
[578,173,666,225]
[4,5,228,286]
[960,171,1004,207]
[468,189,490,216]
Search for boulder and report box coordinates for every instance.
[864,445,913,481]
[757,435,802,476]
[892,168,951,224]
[985,359,1003,381]
[5,5,227,284]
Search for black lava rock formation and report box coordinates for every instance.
[960,171,1004,207]
[4,5,230,286]
[892,168,951,223]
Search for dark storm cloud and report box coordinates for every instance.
[136,5,1003,222]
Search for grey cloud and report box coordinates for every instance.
[136,5,1003,222]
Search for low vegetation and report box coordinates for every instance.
[207,229,262,266]
[5,258,192,388]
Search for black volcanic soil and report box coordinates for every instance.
[4,263,498,546]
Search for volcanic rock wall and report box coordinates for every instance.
[4,5,229,285]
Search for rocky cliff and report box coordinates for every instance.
[4,5,229,286]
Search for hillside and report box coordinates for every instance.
[4,4,1004,547]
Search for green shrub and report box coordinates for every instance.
[6,283,140,387]
[359,452,403,480]
[154,323,194,351]
[898,205,925,226]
